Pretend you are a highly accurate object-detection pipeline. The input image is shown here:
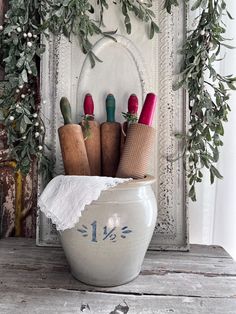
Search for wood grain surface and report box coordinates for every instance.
[101,122,121,177]
[58,124,90,176]
[0,238,236,313]
[82,120,101,176]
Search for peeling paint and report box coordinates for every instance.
[0,137,36,238]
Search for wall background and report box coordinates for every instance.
[189,0,236,260]
[1,0,236,256]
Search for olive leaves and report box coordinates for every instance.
[119,0,159,39]
[164,0,179,14]
[0,0,51,177]
[0,0,157,178]
[173,0,236,201]
[0,0,235,202]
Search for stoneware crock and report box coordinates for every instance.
[59,175,157,287]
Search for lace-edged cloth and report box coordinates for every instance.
[38,175,131,231]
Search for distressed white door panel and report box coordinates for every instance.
[38,1,189,250]
[76,35,148,124]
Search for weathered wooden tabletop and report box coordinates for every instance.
[0,238,236,314]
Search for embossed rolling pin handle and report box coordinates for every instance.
[81,94,101,176]
[116,93,157,179]
[58,97,90,176]
[101,94,121,177]
[120,94,139,155]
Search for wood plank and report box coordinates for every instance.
[0,238,236,313]
[1,238,236,300]
[1,239,235,276]
[151,244,231,259]
[142,254,236,276]
[0,287,236,314]
[0,238,231,258]
[1,263,236,298]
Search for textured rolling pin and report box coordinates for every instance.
[81,94,101,176]
[101,94,121,177]
[58,97,90,176]
[116,93,157,179]
[120,94,139,155]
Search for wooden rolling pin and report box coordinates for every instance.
[101,94,121,177]
[120,94,139,155]
[116,93,157,179]
[58,97,90,176]
[81,94,101,176]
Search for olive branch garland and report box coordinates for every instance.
[166,0,236,201]
[0,0,159,180]
[0,0,235,200]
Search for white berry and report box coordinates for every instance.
[16,89,20,93]
[33,34,37,38]
[9,116,14,121]
[22,136,26,140]
[23,33,27,38]
[33,113,38,118]
[4,14,8,19]
[35,132,40,138]
[16,104,20,108]
[209,42,214,49]
[42,100,47,105]
[17,27,22,33]
[0,26,3,31]
[28,70,32,74]
[35,122,39,126]
[27,32,32,38]
[21,94,25,99]
[27,42,32,48]
[38,145,43,151]
[40,126,44,130]
[19,85,23,89]
[200,30,205,36]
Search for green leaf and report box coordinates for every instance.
[227,82,236,90]
[21,69,28,83]
[226,10,234,20]
[23,115,32,125]
[188,185,196,202]
[172,79,185,91]
[125,22,131,35]
[0,110,5,121]
[216,122,224,136]
[149,22,155,39]
[191,0,203,11]
[210,165,223,179]
[19,118,27,134]
[210,167,215,184]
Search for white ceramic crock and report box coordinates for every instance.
[59,175,157,287]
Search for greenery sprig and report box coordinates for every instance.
[171,0,236,201]
[0,0,158,177]
[0,0,53,178]
[122,112,138,124]
[164,0,179,14]
[81,114,95,139]
[0,0,235,201]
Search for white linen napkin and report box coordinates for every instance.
[38,175,131,231]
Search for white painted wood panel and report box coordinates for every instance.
[38,1,188,250]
